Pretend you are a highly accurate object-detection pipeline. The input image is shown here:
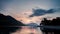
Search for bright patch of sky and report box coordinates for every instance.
[0,0,60,24]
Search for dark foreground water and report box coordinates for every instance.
[11,26,42,34]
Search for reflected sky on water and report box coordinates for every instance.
[11,26,42,34]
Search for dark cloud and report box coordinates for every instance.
[29,9,56,17]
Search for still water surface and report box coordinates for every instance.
[11,26,42,34]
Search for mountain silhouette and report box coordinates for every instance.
[27,23,38,29]
[0,13,24,34]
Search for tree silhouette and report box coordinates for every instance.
[40,17,60,34]
[0,13,25,34]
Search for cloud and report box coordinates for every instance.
[29,8,56,17]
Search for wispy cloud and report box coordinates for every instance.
[0,0,60,24]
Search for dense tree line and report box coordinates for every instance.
[40,17,60,34]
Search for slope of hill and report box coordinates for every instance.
[0,13,24,34]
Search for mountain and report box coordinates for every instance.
[27,23,38,29]
[0,13,24,34]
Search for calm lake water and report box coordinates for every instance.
[11,26,42,34]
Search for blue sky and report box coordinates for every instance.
[0,0,60,24]
[0,0,60,11]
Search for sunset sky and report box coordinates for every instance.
[0,0,60,24]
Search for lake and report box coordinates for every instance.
[11,26,42,34]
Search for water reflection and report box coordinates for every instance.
[11,26,42,34]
